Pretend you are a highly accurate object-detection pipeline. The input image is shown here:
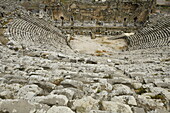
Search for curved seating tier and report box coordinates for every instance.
[6,15,69,51]
[127,17,170,50]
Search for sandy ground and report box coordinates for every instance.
[69,35,128,56]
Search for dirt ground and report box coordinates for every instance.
[69,34,129,56]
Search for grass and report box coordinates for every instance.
[150,94,165,100]
[97,89,101,93]
[103,74,112,79]
[95,50,113,56]
[96,53,105,56]
[52,78,64,85]
[95,50,107,53]
[118,46,128,50]
[161,58,170,62]
[153,73,158,76]
[70,37,75,41]
[96,50,103,53]
[95,50,108,56]
[150,94,166,104]
[101,41,112,44]
[1,21,9,26]
[135,87,147,95]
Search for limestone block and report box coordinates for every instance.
[72,96,99,113]
[101,101,133,113]
[47,106,75,113]
[32,94,68,106]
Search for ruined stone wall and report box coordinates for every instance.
[127,16,170,50]
[18,0,156,25]
[49,0,155,24]
[16,0,156,35]
[157,0,170,5]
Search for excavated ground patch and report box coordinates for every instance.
[70,35,128,56]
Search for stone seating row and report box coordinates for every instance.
[128,37,169,50]
[127,18,170,50]
[6,16,68,50]
[137,20,170,37]
[129,26,170,46]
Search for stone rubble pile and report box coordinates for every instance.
[0,1,170,113]
[127,16,170,50]
[0,39,170,113]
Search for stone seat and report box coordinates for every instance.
[6,15,69,52]
[127,17,170,50]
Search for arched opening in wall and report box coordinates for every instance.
[60,16,64,20]
[70,16,74,26]
[134,17,138,22]
[123,18,127,26]
[60,16,64,26]
[17,14,21,17]
[45,6,47,12]
[0,13,4,17]
[105,31,108,35]
[133,4,139,10]
[1,6,5,10]
[124,18,127,22]
[71,16,74,21]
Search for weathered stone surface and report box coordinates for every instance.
[29,75,49,82]
[8,79,28,84]
[101,101,133,113]
[89,81,112,94]
[95,90,109,100]
[0,83,21,99]
[129,72,145,82]
[152,78,170,88]
[0,90,13,99]
[35,104,50,113]
[32,95,68,106]
[150,87,170,100]
[31,81,56,92]
[72,96,99,113]
[132,82,142,89]
[51,88,75,100]
[137,95,165,109]
[17,84,43,100]
[155,109,170,113]
[0,8,170,113]
[0,99,36,113]
[110,84,133,96]
[47,106,75,113]
[111,95,137,106]
[61,79,84,89]
[109,77,135,85]
[4,74,26,81]
[89,110,114,113]
[69,88,84,99]
[132,107,145,113]
[0,78,6,84]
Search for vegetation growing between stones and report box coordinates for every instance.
[0,29,9,45]
[150,94,165,100]
[52,78,64,85]
[0,0,170,113]
[135,88,147,95]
